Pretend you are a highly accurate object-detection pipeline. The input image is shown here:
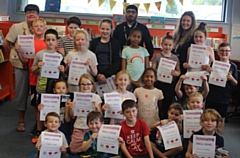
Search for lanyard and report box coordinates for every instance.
[123,22,138,45]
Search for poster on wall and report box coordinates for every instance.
[45,0,61,12]
[231,24,240,60]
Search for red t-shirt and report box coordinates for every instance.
[28,38,46,86]
[120,118,150,156]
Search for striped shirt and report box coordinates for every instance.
[58,35,74,55]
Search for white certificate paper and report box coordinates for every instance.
[73,92,94,117]
[183,110,203,138]
[68,60,87,85]
[96,75,116,97]
[209,61,230,87]
[18,35,35,59]
[40,94,61,121]
[41,53,62,79]
[188,44,208,71]
[104,93,122,119]
[157,121,182,150]
[157,58,176,84]
[97,125,121,154]
[193,135,216,158]
[39,132,62,158]
[183,71,205,87]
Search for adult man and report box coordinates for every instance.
[3,4,40,132]
[113,5,154,59]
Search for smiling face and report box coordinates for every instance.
[123,107,137,122]
[143,70,156,89]
[45,34,57,50]
[68,23,79,37]
[181,15,192,31]
[115,74,130,91]
[129,30,141,48]
[201,114,217,133]
[194,30,206,45]
[88,119,103,133]
[32,21,46,36]
[79,78,93,93]
[217,46,232,61]
[74,33,88,50]
[53,81,68,95]
[188,96,203,110]
[25,10,39,24]
[184,85,199,96]
[44,116,61,132]
[99,22,112,39]
[161,39,174,54]
[168,108,181,122]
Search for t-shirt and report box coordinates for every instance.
[120,118,150,156]
[29,38,46,86]
[190,129,224,149]
[58,35,74,55]
[83,131,108,157]
[134,87,164,130]
[36,130,69,148]
[94,41,110,74]
[32,50,64,93]
[122,46,149,81]
[65,50,98,92]
[74,93,102,129]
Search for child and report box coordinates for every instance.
[185,92,204,110]
[65,29,98,93]
[183,22,215,71]
[205,42,238,135]
[150,103,183,158]
[121,28,149,90]
[31,29,65,143]
[38,79,72,142]
[81,111,107,157]
[102,70,136,125]
[185,109,228,158]
[175,74,209,107]
[152,32,180,119]
[119,100,154,158]
[35,112,69,158]
[89,18,121,84]
[134,68,164,131]
[58,16,81,56]
[65,74,102,154]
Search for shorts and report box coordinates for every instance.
[205,99,229,118]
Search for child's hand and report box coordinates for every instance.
[60,146,67,153]
[102,103,109,111]
[201,64,209,70]
[86,58,92,67]
[91,133,98,140]
[38,104,44,111]
[15,44,20,53]
[66,58,72,66]
[65,99,71,108]
[200,75,207,81]
[38,61,44,69]
[186,153,198,158]
[118,137,124,146]
[180,75,186,81]
[36,143,42,151]
[183,62,191,69]
[97,74,107,84]
[171,70,179,77]
[58,65,64,72]
[227,72,234,81]
[206,66,212,73]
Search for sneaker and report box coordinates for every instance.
[30,122,37,136]
[31,136,39,144]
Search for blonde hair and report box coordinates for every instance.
[189,92,203,101]
[32,18,46,25]
[114,70,130,83]
[73,29,90,50]
[200,109,222,129]
[79,74,96,93]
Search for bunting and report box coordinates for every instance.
[179,0,183,6]
[88,0,91,3]
[123,2,130,12]
[155,2,162,11]
[167,0,174,8]
[99,0,104,7]
[143,3,150,13]
[133,3,140,9]
[110,0,116,10]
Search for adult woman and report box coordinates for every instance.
[173,11,197,75]
[89,19,121,83]
[3,4,40,132]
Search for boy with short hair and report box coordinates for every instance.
[81,111,108,157]
[186,92,204,110]
[35,112,69,158]
[119,100,154,158]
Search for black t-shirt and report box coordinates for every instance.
[95,42,110,74]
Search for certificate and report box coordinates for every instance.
[104,93,122,119]
[40,94,61,121]
[39,131,62,158]
[183,71,205,87]
[157,58,176,84]
[188,44,208,71]
[18,35,35,59]
[73,92,94,117]
[97,125,121,154]
[68,60,87,85]
[183,110,203,138]
[193,135,216,158]
[96,75,116,97]
[209,61,230,87]
[157,121,182,150]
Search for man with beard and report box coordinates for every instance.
[113,5,154,59]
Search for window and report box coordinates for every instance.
[18,0,226,21]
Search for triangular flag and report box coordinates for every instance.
[123,2,130,12]
[110,0,117,10]
[167,0,174,8]
[155,2,162,11]
[99,0,105,7]
[144,3,150,13]
[133,3,140,9]
[179,0,183,5]
[88,0,91,3]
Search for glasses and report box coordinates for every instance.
[126,10,137,14]
[80,83,92,86]
[219,50,231,53]
[26,11,38,14]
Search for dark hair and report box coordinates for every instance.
[24,4,40,14]
[67,16,81,27]
[218,42,231,49]
[45,112,60,122]
[44,29,58,39]
[162,32,174,43]
[122,99,137,112]
[86,111,104,124]
[129,27,142,37]
[53,79,68,89]
[194,22,207,37]
[100,18,113,29]
[168,103,183,114]
[141,68,157,81]
[126,4,138,13]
